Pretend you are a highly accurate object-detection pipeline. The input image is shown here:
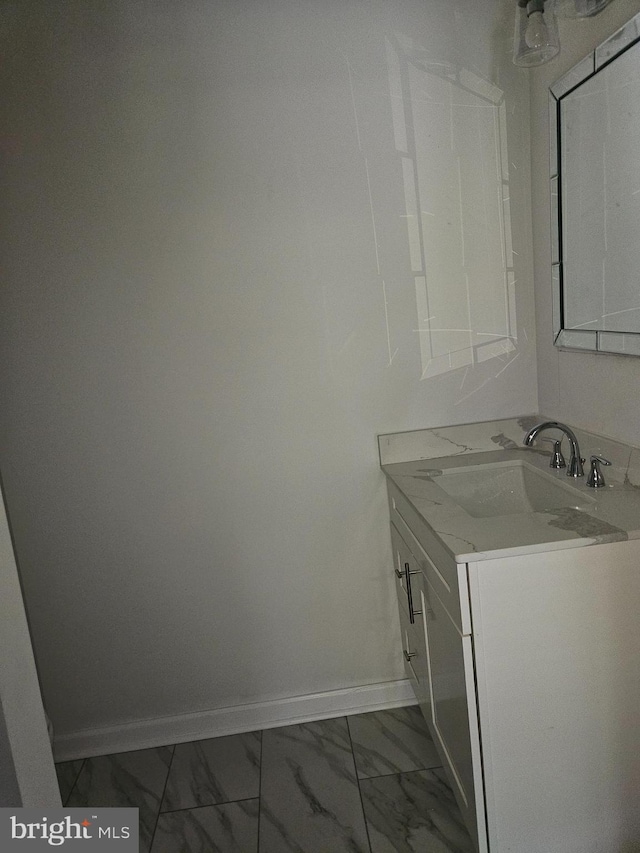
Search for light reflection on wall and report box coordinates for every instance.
[387,35,517,379]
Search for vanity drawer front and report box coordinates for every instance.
[387,481,471,635]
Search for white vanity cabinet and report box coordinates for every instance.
[387,480,640,853]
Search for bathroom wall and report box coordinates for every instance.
[531,0,640,445]
[0,0,537,742]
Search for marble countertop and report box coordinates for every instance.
[380,415,640,563]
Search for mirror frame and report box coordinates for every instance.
[550,12,640,356]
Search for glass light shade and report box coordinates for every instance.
[555,0,615,18]
[514,0,560,66]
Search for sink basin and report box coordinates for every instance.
[433,460,595,518]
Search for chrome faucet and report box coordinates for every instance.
[586,455,611,488]
[523,421,584,478]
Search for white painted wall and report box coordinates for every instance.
[531,0,640,444]
[0,0,537,738]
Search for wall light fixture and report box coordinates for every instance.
[513,0,616,66]
[513,0,560,66]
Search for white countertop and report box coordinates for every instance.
[380,415,640,563]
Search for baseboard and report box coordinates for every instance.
[53,678,416,762]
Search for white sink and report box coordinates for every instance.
[433,460,595,518]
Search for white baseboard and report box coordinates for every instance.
[53,679,415,762]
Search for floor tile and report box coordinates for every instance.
[67,746,173,853]
[161,731,261,812]
[360,768,475,853]
[348,706,441,779]
[259,718,370,853]
[55,759,84,804]
[151,799,259,853]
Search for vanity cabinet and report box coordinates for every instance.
[386,480,640,853]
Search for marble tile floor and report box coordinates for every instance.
[56,705,474,853]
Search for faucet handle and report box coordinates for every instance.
[550,439,566,470]
[586,455,611,488]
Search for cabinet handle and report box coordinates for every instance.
[396,566,419,579]
[403,649,416,661]
[404,562,423,624]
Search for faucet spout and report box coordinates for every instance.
[523,420,584,478]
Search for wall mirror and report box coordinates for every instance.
[550,12,640,356]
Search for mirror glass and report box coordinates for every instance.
[550,13,640,356]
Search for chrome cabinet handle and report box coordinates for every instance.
[404,562,422,624]
[395,564,419,578]
[403,649,416,661]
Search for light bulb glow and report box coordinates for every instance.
[525,10,548,49]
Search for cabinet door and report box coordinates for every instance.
[423,578,486,852]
